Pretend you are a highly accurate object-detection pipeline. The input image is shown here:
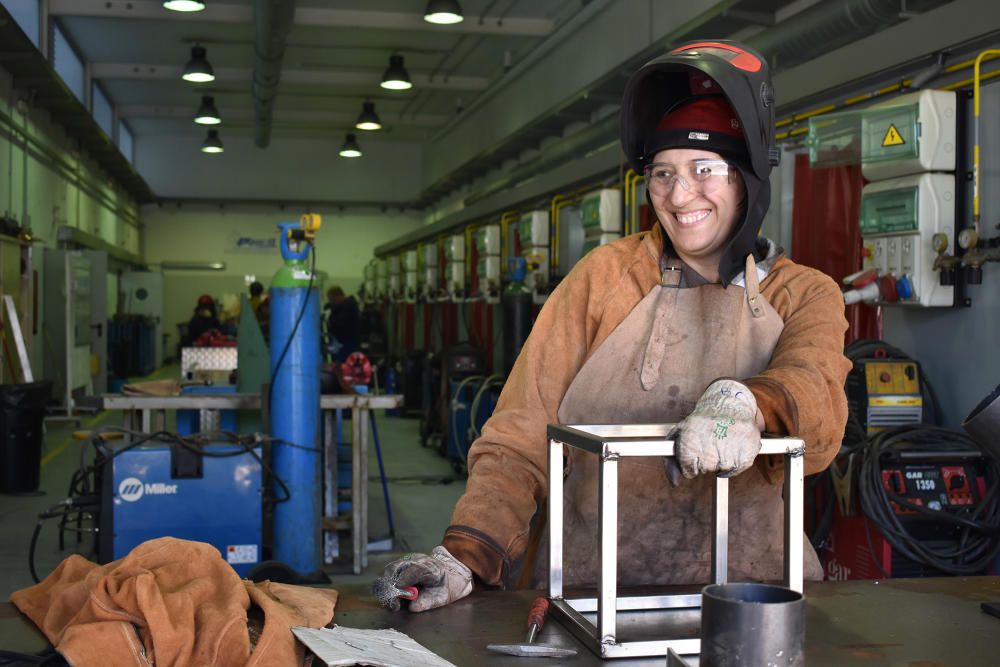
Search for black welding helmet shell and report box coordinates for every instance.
[621,41,778,285]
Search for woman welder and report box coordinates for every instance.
[380,41,852,611]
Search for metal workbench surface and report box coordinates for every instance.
[3,577,999,665]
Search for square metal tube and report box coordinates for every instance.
[546,423,805,659]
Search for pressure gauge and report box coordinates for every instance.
[931,233,949,254]
[959,227,979,250]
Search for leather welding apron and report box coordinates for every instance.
[547,254,823,587]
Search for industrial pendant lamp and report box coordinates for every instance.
[424,0,464,24]
[339,133,362,158]
[201,129,224,153]
[182,45,215,83]
[380,54,412,90]
[355,101,382,131]
[193,95,221,125]
[163,0,205,11]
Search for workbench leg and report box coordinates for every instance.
[352,408,362,575]
[323,409,336,564]
[784,452,804,592]
[360,407,370,570]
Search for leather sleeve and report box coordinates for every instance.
[443,237,654,586]
[746,260,852,476]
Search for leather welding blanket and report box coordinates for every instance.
[9,538,339,667]
[443,224,851,587]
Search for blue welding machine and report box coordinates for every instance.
[98,439,263,576]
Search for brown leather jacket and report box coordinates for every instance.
[443,224,851,586]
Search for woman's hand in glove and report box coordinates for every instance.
[374,546,473,612]
[669,379,762,484]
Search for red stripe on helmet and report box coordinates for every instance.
[669,41,762,73]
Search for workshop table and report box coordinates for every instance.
[4,577,999,664]
[100,393,403,575]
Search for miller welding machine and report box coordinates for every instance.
[94,432,264,577]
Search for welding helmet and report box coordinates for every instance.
[621,41,778,284]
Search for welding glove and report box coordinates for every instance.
[668,379,762,485]
[378,546,473,612]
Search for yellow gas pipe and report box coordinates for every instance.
[970,49,1000,244]
[775,52,1000,143]
[549,193,573,271]
[500,210,520,272]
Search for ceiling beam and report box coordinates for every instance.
[48,0,555,37]
[118,105,448,127]
[91,63,490,91]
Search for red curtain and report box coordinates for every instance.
[790,154,881,343]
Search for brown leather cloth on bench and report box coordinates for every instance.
[9,538,338,667]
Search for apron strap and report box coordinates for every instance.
[640,261,682,390]
[745,254,766,319]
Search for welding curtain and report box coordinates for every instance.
[790,153,881,343]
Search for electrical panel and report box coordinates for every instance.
[403,249,418,303]
[856,173,955,307]
[445,234,466,301]
[580,189,622,255]
[518,210,550,304]
[861,90,956,181]
[476,224,501,304]
[807,110,862,168]
[422,244,439,300]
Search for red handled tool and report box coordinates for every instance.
[487,597,577,658]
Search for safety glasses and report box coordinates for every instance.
[643,159,734,196]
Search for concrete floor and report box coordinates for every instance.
[0,370,466,607]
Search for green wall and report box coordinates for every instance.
[0,64,140,380]
[142,205,422,354]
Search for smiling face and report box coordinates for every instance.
[648,147,746,282]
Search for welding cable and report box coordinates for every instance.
[468,374,505,440]
[448,375,484,463]
[29,500,99,583]
[858,425,1000,575]
[88,428,294,504]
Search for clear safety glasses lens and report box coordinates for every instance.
[644,159,732,195]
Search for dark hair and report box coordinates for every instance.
[250,281,264,297]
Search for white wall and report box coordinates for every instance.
[142,205,422,352]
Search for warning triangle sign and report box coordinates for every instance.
[882,124,905,147]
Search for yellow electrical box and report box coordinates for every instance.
[861,360,923,433]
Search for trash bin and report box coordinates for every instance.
[0,381,52,494]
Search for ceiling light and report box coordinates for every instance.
[355,101,382,131]
[339,133,362,158]
[424,0,464,24]
[183,46,215,83]
[380,54,412,91]
[201,129,224,153]
[193,95,221,125]
[163,0,205,11]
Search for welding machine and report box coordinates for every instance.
[845,356,923,434]
[97,436,263,576]
[820,425,998,580]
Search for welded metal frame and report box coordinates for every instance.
[547,423,805,659]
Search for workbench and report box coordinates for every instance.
[100,393,403,575]
[4,578,998,664]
